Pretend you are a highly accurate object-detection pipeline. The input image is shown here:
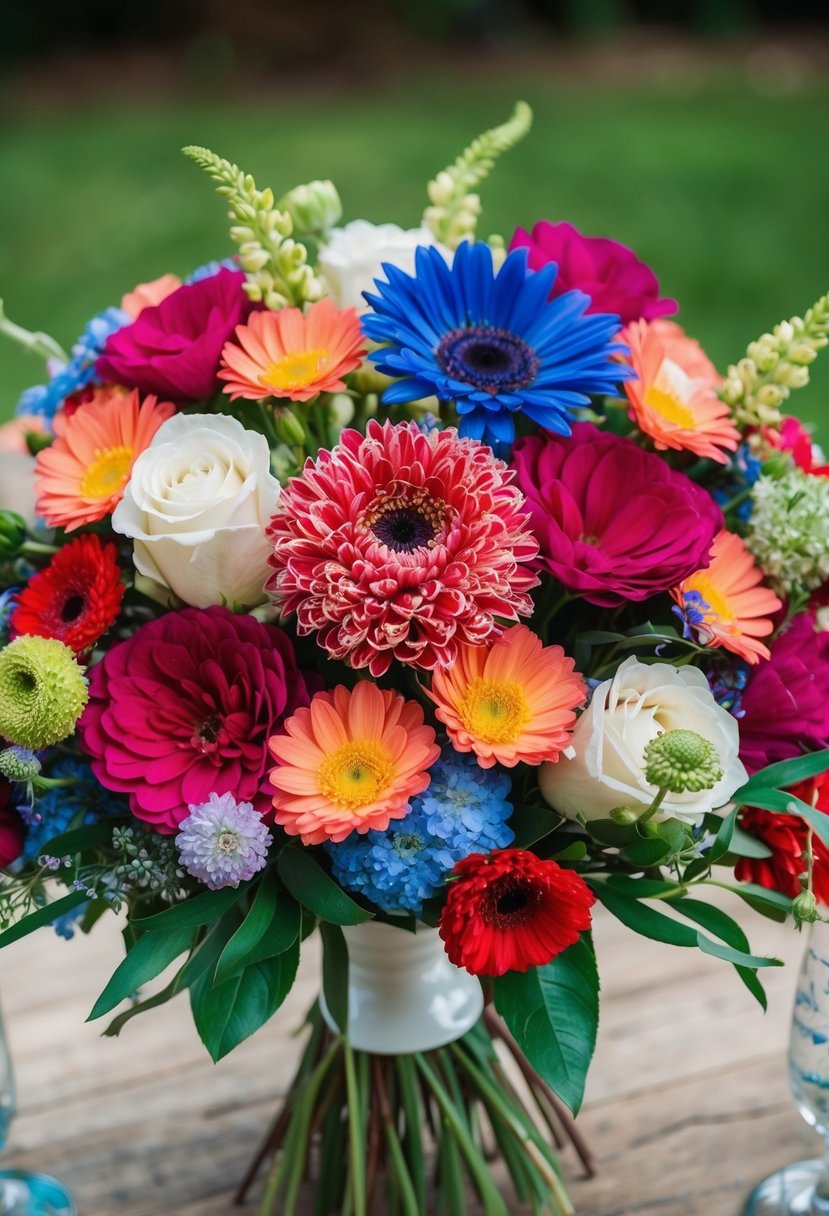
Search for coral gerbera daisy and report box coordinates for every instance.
[34,387,175,531]
[269,681,440,846]
[622,319,739,464]
[362,241,630,450]
[10,534,124,654]
[266,419,540,677]
[439,849,595,977]
[218,298,365,403]
[428,625,586,769]
[671,530,783,664]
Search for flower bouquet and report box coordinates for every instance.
[1,101,829,1216]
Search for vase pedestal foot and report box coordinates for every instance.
[745,1159,829,1214]
[0,1170,77,1215]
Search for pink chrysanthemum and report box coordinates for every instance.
[266,420,540,676]
[269,682,440,845]
[78,605,313,833]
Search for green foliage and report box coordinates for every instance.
[132,883,245,930]
[88,925,195,1020]
[277,847,372,925]
[493,936,599,1114]
[319,922,349,1034]
[0,890,88,947]
[190,938,300,1061]
[213,873,299,986]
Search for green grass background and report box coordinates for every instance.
[1,71,828,436]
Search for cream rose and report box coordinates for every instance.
[112,412,280,609]
[539,657,747,825]
[319,220,450,313]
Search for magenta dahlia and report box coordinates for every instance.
[509,220,677,324]
[738,612,829,775]
[511,423,722,607]
[266,419,540,676]
[78,605,313,834]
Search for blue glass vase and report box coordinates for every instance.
[0,997,76,1216]
[746,917,829,1215]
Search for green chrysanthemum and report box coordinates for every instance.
[746,467,829,594]
[0,636,88,750]
[643,730,723,794]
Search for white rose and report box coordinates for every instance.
[112,412,280,609]
[539,657,747,825]
[319,220,451,313]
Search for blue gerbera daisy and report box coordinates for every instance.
[362,241,631,451]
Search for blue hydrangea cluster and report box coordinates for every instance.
[712,443,763,523]
[22,757,128,863]
[16,306,129,424]
[326,750,514,915]
[186,258,237,284]
[0,589,18,645]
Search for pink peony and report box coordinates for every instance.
[509,220,676,324]
[266,420,540,676]
[511,423,722,607]
[96,268,251,401]
[738,612,829,774]
[79,605,313,833]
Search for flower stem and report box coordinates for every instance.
[637,787,668,826]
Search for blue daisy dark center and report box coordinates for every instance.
[363,487,448,553]
[435,325,539,395]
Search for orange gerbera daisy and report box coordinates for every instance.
[622,319,739,464]
[428,625,586,769]
[218,297,366,403]
[34,387,175,531]
[671,529,783,664]
[269,681,440,845]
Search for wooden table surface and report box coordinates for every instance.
[1,891,818,1216]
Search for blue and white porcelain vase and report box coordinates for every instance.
[747,917,829,1214]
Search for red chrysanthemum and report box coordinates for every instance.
[266,420,540,676]
[736,773,829,903]
[11,534,125,654]
[78,605,314,833]
[439,849,595,977]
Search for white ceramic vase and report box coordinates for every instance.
[320,920,484,1054]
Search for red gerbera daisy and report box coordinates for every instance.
[439,849,595,977]
[736,773,829,904]
[11,534,125,654]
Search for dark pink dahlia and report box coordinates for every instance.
[511,423,722,607]
[78,605,313,834]
[738,612,829,775]
[266,420,540,676]
[509,220,677,324]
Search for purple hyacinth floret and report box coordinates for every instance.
[176,791,273,890]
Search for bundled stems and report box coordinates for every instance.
[238,1003,589,1216]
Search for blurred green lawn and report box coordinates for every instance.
[1,71,828,437]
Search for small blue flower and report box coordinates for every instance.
[22,757,128,863]
[712,443,764,523]
[16,306,129,425]
[52,901,90,940]
[326,750,514,914]
[362,242,630,452]
[186,258,237,284]
[0,589,18,644]
[672,589,712,641]
[707,664,749,720]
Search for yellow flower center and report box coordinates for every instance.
[643,384,697,430]
[685,574,734,627]
[259,348,331,393]
[458,678,531,746]
[318,740,394,811]
[79,445,134,500]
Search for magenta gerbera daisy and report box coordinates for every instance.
[266,419,540,676]
[78,605,314,834]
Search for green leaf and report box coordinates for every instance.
[694,932,782,971]
[586,818,640,848]
[590,881,698,948]
[493,936,599,1114]
[728,826,773,859]
[728,881,795,918]
[214,875,299,986]
[604,875,683,899]
[33,822,115,858]
[132,885,245,931]
[88,926,195,1020]
[550,841,588,862]
[620,835,672,867]
[709,807,738,862]
[319,922,349,1034]
[277,848,372,925]
[652,818,693,854]
[734,788,829,849]
[669,898,774,1006]
[737,749,829,797]
[0,890,88,949]
[190,938,300,1061]
[509,804,561,849]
